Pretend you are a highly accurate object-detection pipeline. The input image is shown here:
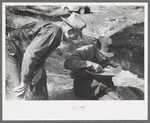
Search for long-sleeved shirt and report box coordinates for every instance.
[64,45,111,79]
[21,22,63,83]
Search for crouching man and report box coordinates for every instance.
[64,36,121,100]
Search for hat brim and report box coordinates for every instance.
[94,43,114,57]
[61,16,82,38]
[86,66,122,77]
[99,50,114,57]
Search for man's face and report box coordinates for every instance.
[62,22,79,43]
[95,50,108,61]
[64,28,79,43]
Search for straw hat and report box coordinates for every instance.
[61,12,86,38]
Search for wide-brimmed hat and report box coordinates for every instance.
[94,36,114,57]
[61,12,86,38]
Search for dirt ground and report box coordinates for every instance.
[6,5,145,100]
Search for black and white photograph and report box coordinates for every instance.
[2,2,148,120]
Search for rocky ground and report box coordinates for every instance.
[6,5,145,100]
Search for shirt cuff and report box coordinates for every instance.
[86,61,93,67]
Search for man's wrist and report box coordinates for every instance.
[86,61,93,67]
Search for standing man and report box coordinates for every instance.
[6,12,86,100]
[64,36,121,100]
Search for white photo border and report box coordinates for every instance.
[2,2,148,120]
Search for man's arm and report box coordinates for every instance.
[64,45,103,73]
[64,46,94,70]
[21,24,60,83]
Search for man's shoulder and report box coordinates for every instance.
[76,45,94,51]
[52,23,62,34]
[22,21,48,29]
[38,21,61,34]
[75,44,95,58]
[31,21,61,34]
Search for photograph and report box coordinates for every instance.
[2,2,148,120]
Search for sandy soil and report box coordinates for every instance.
[6,5,145,100]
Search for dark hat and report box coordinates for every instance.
[61,12,86,38]
[94,36,114,57]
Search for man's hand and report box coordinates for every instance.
[13,82,29,99]
[103,66,111,71]
[109,60,120,68]
[14,82,28,92]
[87,62,103,73]
[92,63,103,73]
[32,67,43,85]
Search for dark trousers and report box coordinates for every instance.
[73,77,115,99]
[24,69,48,100]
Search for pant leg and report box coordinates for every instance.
[94,77,115,91]
[73,78,105,99]
[73,77,117,100]
[25,67,48,100]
